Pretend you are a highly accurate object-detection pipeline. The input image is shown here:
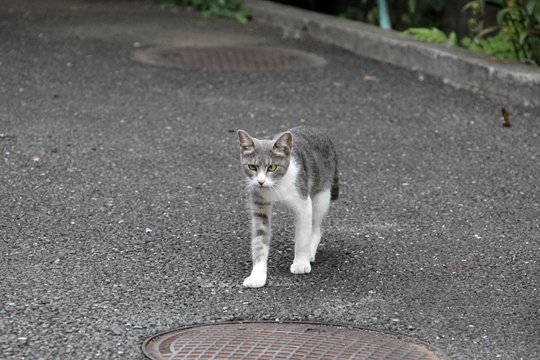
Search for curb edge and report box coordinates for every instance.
[245,0,540,107]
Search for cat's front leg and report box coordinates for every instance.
[290,196,313,274]
[243,200,272,288]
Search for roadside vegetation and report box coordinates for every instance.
[344,0,540,65]
[166,0,251,23]
[167,0,539,65]
[459,0,540,65]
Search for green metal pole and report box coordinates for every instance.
[377,0,391,30]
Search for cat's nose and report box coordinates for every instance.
[257,179,265,186]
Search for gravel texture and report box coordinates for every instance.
[0,1,539,359]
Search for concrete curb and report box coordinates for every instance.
[245,0,540,107]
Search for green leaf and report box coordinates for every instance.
[234,10,251,24]
[526,0,537,16]
[477,26,500,37]
[448,32,458,46]
[177,0,249,23]
[403,27,455,45]
[497,8,514,25]
[462,1,479,13]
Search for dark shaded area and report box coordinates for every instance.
[271,0,499,36]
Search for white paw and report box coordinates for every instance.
[290,261,311,274]
[243,274,266,288]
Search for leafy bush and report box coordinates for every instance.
[404,0,539,65]
[462,31,516,59]
[404,27,457,45]
[168,0,251,23]
[463,0,540,64]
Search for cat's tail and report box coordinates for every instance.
[330,167,339,201]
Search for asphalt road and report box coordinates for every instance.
[1,0,539,359]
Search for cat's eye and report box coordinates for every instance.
[267,164,278,172]
[247,165,257,171]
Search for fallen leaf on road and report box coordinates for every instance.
[502,107,511,127]
[363,75,377,81]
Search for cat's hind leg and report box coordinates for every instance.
[290,196,313,274]
[310,189,331,262]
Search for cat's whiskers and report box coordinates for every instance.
[270,184,284,201]
[243,181,253,192]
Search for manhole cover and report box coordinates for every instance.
[142,322,444,359]
[133,46,326,70]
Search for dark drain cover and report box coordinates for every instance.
[133,46,326,70]
[143,322,443,359]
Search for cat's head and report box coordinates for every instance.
[237,129,292,189]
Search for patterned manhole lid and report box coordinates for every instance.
[133,46,326,70]
[142,322,444,359]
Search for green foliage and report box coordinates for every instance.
[463,0,540,65]
[404,27,458,45]
[404,0,539,65]
[168,0,251,23]
[462,31,516,58]
[462,0,485,37]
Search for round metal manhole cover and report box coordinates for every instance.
[142,322,444,359]
[133,46,326,70]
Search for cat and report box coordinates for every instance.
[237,126,339,288]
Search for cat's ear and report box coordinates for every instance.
[273,131,293,156]
[237,129,256,155]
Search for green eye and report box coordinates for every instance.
[267,164,278,172]
[247,165,257,171]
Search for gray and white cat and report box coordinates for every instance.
[237,126,339,288]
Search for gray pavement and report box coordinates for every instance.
[1,0,539,359]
